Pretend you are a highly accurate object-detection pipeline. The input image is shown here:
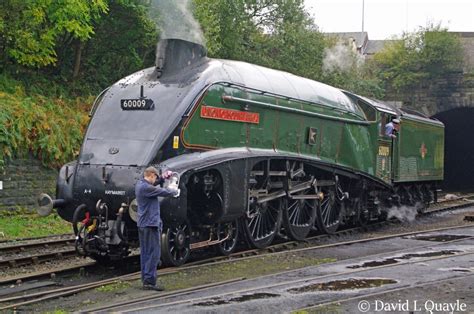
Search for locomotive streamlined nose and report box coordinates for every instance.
[37,193,66,216]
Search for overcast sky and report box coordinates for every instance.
[305,0,474,40]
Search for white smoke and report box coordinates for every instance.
[151,0,205,45]
[385,204,420,222]
[322,42,364,73]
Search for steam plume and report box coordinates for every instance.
[385,204,420,222]
[322,42,363,73]
[151,0,205,46]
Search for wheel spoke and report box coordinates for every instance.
[316,186,342,234]
[162,222,191,267]
[245,162,283,248]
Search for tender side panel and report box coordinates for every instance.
[394,118,444,182]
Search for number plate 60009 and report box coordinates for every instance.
[120,98,154,110]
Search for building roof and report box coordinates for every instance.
[365,40,399,55]
[448,32,474,38]
[325,32,368,49]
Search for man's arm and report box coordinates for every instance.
[144,184,176,198]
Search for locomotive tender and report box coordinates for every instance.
[38,39,444,266]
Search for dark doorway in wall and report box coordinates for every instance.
[433,108,474,192]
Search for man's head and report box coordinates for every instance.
[392,118,401,131]
[143,166,159,184]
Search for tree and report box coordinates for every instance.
[65,0,158,89]
[193,0,326,80]
[0,0,108,69]
[370,24,464,93]
[193,0,258,59]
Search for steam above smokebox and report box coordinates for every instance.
[150,0,206,76]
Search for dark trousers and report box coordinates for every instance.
[138,226,161,286]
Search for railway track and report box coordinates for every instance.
[1,221,473,311]
[85,224,474,312]
[1,193,472,276]
[0,195,472,311]
[0,236,76,271]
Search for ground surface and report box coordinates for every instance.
[107,220,474,313]
[7,207,474,313]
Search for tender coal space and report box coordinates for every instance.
[433,108,474,191]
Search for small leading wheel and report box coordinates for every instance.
[215,219,240,256]
[161,221,191,267]
[72,204,89,237]
[282,196,316,241]
[72,204,91,256]
[243,197,282,249]
[316,185,343,234]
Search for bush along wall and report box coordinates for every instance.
[0,88,90,169]
[0,79,90,212]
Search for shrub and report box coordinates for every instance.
[0,75,90,168]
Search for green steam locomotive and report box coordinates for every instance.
[38,39,444,266]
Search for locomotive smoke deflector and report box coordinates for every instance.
[155,38,207,77]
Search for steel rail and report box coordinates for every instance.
[0,233,74,245]
[0,237,75,254]
[0,248,77,270]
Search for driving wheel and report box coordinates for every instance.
[161,221,191,267]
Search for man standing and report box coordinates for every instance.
[135,166,178,291]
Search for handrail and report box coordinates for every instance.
[89,87,110,117]
[222,95,369,125]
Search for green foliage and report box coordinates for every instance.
[194,0,326,80]
[59,0,158,91]
[0,0,157,96]
[0,74,90,168]
[0,0,108,67]
[257,19,325,80]
[0,210,71,240]
[371,24,464,93]
[194,0,255,59]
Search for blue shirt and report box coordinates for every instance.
[135,178,175,228]
[385,122,395,137]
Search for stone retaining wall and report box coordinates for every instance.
[0,158,57,212]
